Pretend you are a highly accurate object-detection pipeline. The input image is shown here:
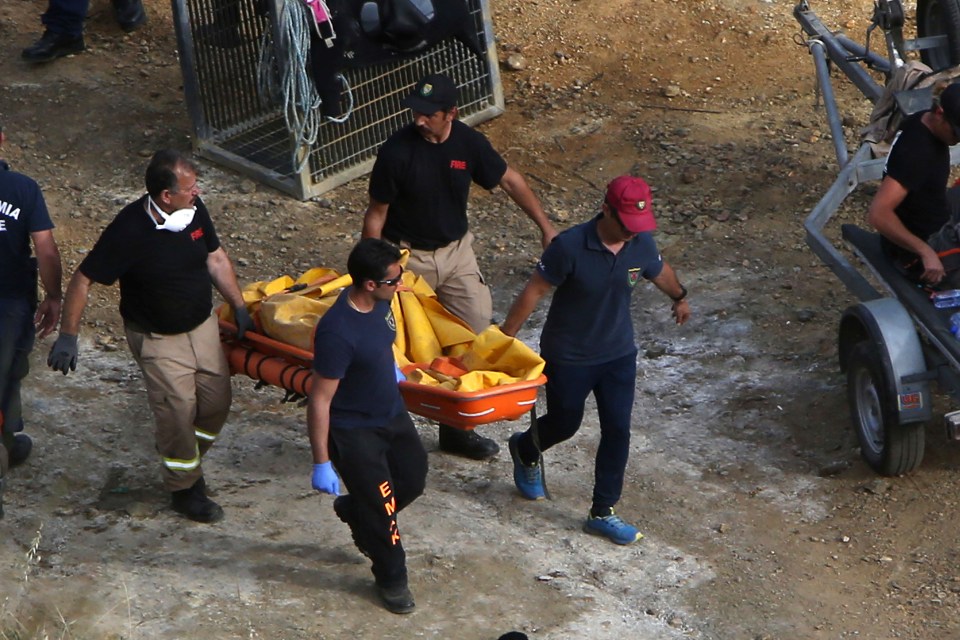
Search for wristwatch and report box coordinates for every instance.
[670,285,688,303]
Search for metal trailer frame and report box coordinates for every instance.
[170,0,504,200]
[795,0,960,473]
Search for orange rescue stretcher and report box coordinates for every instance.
[218,265,546,430]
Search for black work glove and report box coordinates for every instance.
[48,334,79,375]
[234,305,254,340]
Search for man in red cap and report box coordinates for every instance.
[500,175,690,545]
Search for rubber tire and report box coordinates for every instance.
[846,342,925,476]
[918,0,960,71]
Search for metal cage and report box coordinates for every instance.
[171,0,504,200]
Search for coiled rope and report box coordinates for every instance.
[271,0,355,173]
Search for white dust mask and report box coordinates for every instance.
[147,196,196,233]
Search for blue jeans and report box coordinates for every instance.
[0,298,35,470]
[520,352,637,512]
[42,0,90,38]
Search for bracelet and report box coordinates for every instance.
[671,285,688,303]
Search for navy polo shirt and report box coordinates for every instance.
[537,214,663,365]
[0,161,54,299]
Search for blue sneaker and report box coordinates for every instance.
[583,511,643,545]
[509,432,545,500]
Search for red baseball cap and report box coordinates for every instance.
[605,176,655,233]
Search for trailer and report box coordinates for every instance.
[795,0,960,475]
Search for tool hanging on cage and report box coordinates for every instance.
[303,0,337,47]
[308,0,484,118]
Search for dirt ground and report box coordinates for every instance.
[6,0,960,638]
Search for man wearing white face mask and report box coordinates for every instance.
[48,149,254,523]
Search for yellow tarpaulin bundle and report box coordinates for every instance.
[237,260,544,392]
[404,324,546,391]
[259,294,337,352]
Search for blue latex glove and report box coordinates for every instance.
[395,364,406,383]
[47,334,79,375]
[233,305,255,340]
[312,461,341,495]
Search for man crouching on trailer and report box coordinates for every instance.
[307,238,428,614]
[868,82,960,286]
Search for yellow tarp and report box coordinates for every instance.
[237,260,544,392]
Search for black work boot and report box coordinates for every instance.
[171,477,224,523]
[21,31,85,63]
[438,424,500,460]
[8,434,33,468]
[377,583,415,614]
[112,0,147,32]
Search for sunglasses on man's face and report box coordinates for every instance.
[377,266,404,287]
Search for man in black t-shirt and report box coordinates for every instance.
[0,123,63,518]
[48,149,253,524]
[868,82,960,285]
[362,72,558,461]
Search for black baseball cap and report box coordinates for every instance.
[940,82,960,139]
[402,73,458,114]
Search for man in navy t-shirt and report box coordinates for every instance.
[501,176,691,546]
[361,72,558,461]
[0,123,63,518]
[308,238,427,614]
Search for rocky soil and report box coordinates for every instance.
[4,0,960,638]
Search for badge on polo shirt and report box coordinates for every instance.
[627,268,642,287]
[386,309,397,331]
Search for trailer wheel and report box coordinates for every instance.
[847,342,925,476]
[918,0,960,71]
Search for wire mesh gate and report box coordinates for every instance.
[171,0,504,200]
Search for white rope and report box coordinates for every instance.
[326,74,355,124]
[257,20,281,110]
[254,0,358,172]
[280,0,324,173]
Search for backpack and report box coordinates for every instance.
[309,0,482,118]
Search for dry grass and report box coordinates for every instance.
[1,523,140,640]
[0,524,77,640]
